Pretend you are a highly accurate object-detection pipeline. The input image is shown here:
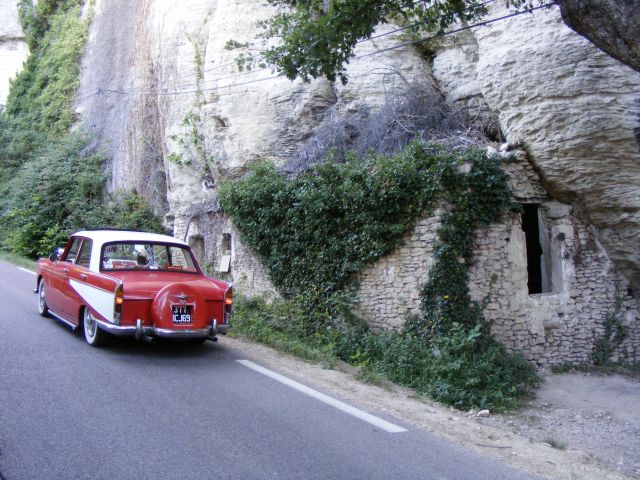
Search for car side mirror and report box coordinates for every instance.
[49,247,64,262]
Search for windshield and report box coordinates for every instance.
[101,242,199,273]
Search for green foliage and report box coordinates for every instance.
[187,33,206,84]
[102,190,165,235]
[0,133,163,258]
[9,3,88,138]
[233,295,537,410]
[231,295,337,366]
[221,140,538,409]
[591,303,629,367]
[1,132,104,257]
[167,34,218,182]
[221,142,450,301]
[0,2,162,259]
[1,1,89,178]
[18,0,83,51]
[411,149,515,337]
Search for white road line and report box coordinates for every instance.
[18,267,36,276]
[237,359,407,433]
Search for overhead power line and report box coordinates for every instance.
[356,2,556,60]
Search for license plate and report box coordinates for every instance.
[172,305,192,324]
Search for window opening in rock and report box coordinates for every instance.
[522,204,544,294]
[218,233,232,273]
[188,235,206,272]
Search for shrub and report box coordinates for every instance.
[221,140,538,410]
[1,132,163,258]
[0,2,163,258]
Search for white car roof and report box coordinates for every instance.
[72,230,188,247]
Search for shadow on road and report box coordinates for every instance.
[98,334,235,361]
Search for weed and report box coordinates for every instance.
[543,437,567,450]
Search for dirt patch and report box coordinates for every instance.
[226,337,640,480]
[482,373,640,479]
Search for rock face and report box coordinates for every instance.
[432,3,640,295]
[0,0,29,106]
[558,0,640,73]
[354,152,640,366]
[76,0,430,293]
[70,0,640,364]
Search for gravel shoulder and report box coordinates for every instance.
[227,337,640,480]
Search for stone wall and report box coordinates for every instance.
[469,208,639,367]
[174,206,276,298]
[354,212,441,330]
[0,0,28,106]
[354,151,639,367]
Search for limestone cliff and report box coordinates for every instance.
[72,0,640,298]
[433,3,640,295]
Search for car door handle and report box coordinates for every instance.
[63,268,69,274]
[79,273,88,280]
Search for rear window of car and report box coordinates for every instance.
[101,242,199,273]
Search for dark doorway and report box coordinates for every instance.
[522,204,543,294]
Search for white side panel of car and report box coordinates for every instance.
[70,279,115,322]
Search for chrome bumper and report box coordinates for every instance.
[94,318,229,340]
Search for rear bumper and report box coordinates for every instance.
[94,318,229,340]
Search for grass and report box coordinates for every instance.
[543,437,567,450]
[0,250,37,271]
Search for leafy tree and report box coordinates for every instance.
[234,0,638,84]
[18,0,83,51]
[0,132,163,258]
[248,0,490,84]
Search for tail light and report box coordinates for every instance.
[223,287,233,324]
[114,284,123,325]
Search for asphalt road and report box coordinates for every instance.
[0,260,540,480]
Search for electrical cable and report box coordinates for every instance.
[356,2,556,60]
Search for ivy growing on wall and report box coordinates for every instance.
[220,141,538,409]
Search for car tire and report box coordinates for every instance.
[38,281,50,317]
[83,307,108,347]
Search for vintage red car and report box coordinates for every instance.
[35,230,232,346]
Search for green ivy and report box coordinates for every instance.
[591,301,629,366]
[221,140,538,410]
[9,2,88,140]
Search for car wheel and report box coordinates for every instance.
[83,307,107,347]
[38,281,50,317]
